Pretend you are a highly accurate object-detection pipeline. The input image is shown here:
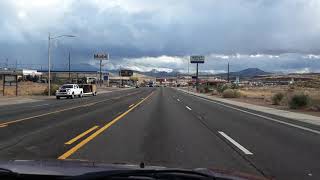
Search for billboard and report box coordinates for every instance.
[94,53,109,60]
[190,55,205,63]
[120,70,133,77]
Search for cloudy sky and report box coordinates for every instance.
[1,0,320,73]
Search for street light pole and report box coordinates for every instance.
[47,33,76,96]
[48,33,51,96]
[69,51,71,81]
[99,59,102,87]
[187,58,190,92]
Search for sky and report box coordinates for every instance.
[0,0,320,73]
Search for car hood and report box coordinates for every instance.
[0,160,269,180]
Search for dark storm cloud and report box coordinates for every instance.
[0,0,320,72]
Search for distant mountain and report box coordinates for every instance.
[38,63,99,71]
[216,68,271,79]
[235,68,270,77]
[70,63,99,71]
[141,69,178,77]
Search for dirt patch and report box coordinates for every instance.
[230,97,320,117]
[205,85,320,117]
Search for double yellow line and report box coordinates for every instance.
[58,91,154,160]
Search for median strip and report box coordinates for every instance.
[58,91,154,160]
[65,126,99,145]
[218,131,253,155]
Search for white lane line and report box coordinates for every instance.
[218,131,253,155]
[186,106,192,111]
[180,90,320,135]
[31,104,50,108]
[177,99,180,102]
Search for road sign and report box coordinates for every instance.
[5,75,16,82]
[190,55,205,64]
[94,53,109,60]
[120,70,133,77]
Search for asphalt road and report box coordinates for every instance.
[0,87,319,180]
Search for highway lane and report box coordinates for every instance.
[65,87,262,177]
[0,87,154,158]
[0,88,141,122]
[63,87,319,180]
[0,87,319,179]
[169,88,320,180]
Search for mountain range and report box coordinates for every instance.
[45,63,271,78]
[139,68,271,78]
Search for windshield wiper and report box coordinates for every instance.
[68,169,215,180]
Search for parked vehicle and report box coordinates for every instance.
[79,84,97,96]
[56,84,83,99]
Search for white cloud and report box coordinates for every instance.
[303,54,320,59]
[97,53,320,73]
[294,68,311,74]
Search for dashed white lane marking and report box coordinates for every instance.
[218,131,253,155]
[179,90,320,135]
[186,106,192,111]
[177,99,180,102]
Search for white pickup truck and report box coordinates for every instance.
[56,84,83,99]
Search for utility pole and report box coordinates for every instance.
[99,59,102,87]
[227,62,230,82]
[188,58,190,92]
[68,52,71,81]
[5,58,8,68]
[48,33,51,96]
[196,63,199,91]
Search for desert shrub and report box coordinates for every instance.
[204,86,210,93]
[43,84,59,96]
[230,83,239,89]
[211,89,218,95]
[222,89,241,98]
[217,84,229,93]
[272,92,284,105]
[289,94,311,109]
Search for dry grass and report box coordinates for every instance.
[238,85,320,111]
[240,86,320,100]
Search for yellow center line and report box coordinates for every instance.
[129,103,135,108]
[65,126,99,145]
[0,105,82,127]
[58,91,154,160]
[0,93,132,127]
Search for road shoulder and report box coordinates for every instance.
[175,88,320,127]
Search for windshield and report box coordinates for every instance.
[0,1,319,180]
[61,85,73,89]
